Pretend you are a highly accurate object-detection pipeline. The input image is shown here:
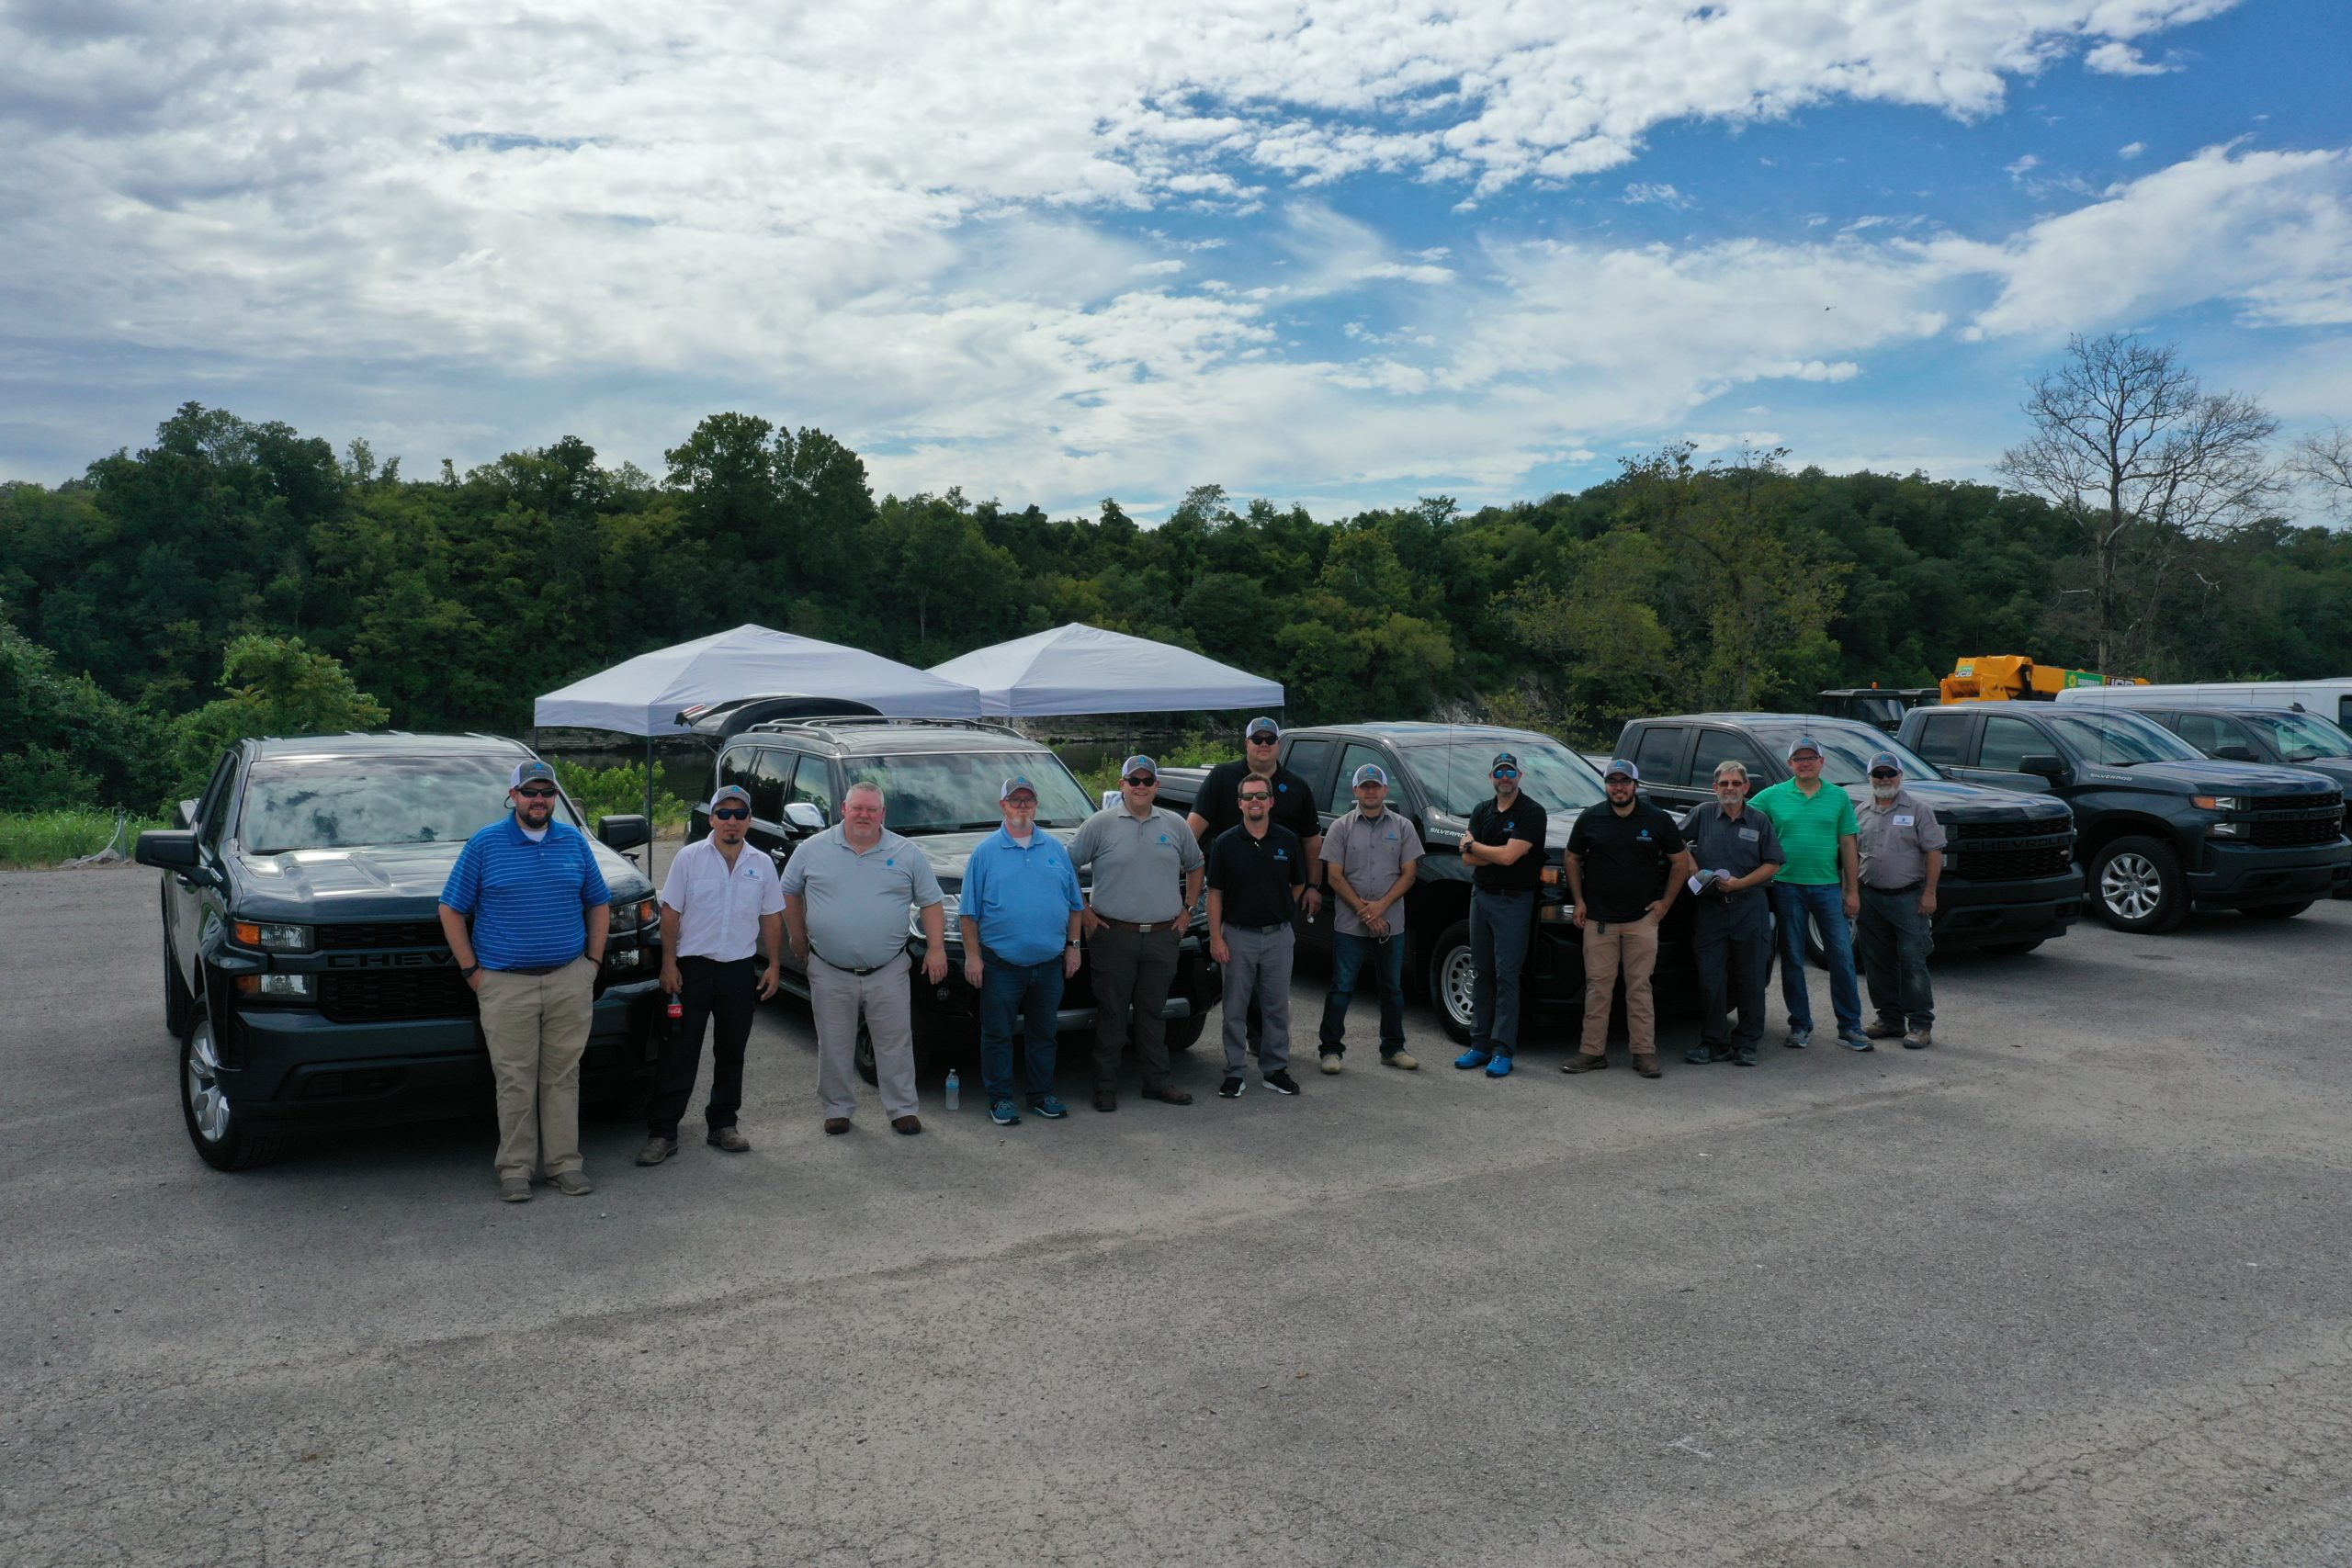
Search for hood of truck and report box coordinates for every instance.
[2075,760,2343,797]
[228,837,654,919]
[1840,779,2075,827]
[910,826,1085,891]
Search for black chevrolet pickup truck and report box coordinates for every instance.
[1157,723,1640,1043]
[685,716,1217,1080]
[1615,714,2085,956]
[135,733,664,1169]
[1898,703,2350,931]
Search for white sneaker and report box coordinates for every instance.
[1319,1054,1343,1075]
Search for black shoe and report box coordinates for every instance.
[1217,1076,1245,1099]
[1683,1045,1730,1065]
[1263,1069,1301,1096]
[1733,1050,1758,1067]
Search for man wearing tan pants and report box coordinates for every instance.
[1562,758,1693,1080]
[439,760,613,1202]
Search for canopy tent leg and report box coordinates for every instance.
[643,733,655,868]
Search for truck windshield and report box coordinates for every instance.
[1393,739,1606,816]
[2039,710,2202,766]
[240,754,574,853]
[841,750,1097,831]
[2239,710,2352,762]
[1756,724,1942,786]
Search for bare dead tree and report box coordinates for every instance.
[1996,333,2283,671]
[2287,421,2352,520]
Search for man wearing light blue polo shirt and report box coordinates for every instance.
[438,759,613,1203]
[959,775,1085,1126]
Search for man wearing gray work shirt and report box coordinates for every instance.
[1317,762,1423,1073]
[1679,760,1785,1067]
[780,781,949,1135]
[1855,750,1946,1051]
[1067,755,1204,1113]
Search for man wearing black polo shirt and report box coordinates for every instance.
[1455,751,1548,1078]
[1206,776,1307,1100]
[1190,716,1323,1054]
[1563,758,1695,1079]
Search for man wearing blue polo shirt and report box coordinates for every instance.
[438,760,614,1203]
[958,775,1085,1126]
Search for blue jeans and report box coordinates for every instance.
[1319,930,1407,1057]
[1770,882,1861,1035]
[978,953,1065,1100]
[1469,888,1534,1056]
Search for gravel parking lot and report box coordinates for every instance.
[6,866,2352,1567]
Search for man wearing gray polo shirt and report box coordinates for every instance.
[780,781,949,1135]
[1067,755,1204,1113]
[1856,751,1946,1051]
[1317,762,1423,1073]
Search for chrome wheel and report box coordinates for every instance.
[2099,852,2163,923]
[1440,944,1476,1032]
[185,1015,231,1144]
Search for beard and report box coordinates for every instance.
[1871,784,1899,801]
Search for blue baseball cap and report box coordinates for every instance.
[1785,734,1825,760]
[510,760,558,789]
[1351,762,1387,787]
[1245,716,1280,740]
[1121,755,1158,780]
[1000,774,1039,800]
[710,784,752,808]
[1604,758,1639,782]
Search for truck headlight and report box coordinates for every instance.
[235,973,314,998]
[2209,820,2245,838]
[2190,795,2239,812]
[609,898,659,932]
[232,920,311,953]
[913,894,960,937]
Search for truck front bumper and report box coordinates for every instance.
[2187,840,2351,909]
[1930,869,2085,947]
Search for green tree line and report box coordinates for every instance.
[6,400,2351,814]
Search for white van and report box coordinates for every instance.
[2054,679,2352,729]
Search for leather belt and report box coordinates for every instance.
[1227,921,1288,934]
[1097,915,1184,933]
[812,947,896,976]
[1866,881,1923,896]
[493,957,583,976]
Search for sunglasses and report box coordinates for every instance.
[1491,768,1519,781]
[1124,775,1157,787]
[712,807,750,820]
[1248,735,1279,745]
[514,785,559,799]
[1238,792,1272,802]
[1870,771,1900,780]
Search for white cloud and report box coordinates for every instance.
[2085,40,2173,74]
[2007,154,2044,177]
[2120,141,2147,158]
[1623,182,1691,208]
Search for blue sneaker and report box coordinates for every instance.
[1839,1031,1875,1053]
[1027,1094,1069,1120]
[989,1097,1022,1125]
[1454,1049,1493,1070]
[1485,1054,1514,1078]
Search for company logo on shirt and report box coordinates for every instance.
[1273,848,1289,860]
[1158,834,1170,843]
[1637,829,1652,842]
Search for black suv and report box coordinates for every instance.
[685,717,1218,1077]
[135,734,663,1170]
[1615,714,2083,955]
[1897,704,2349,931]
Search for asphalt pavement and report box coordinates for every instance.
[6,865,2351,1566]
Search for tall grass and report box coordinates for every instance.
[0,810,172,870]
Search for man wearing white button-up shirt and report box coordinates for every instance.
[639,784,785,1166]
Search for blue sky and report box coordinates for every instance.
[2,0,2346,521]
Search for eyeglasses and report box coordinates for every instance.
[515,786,559,799]
[711,807,750,820]
[1713,779,1748,789]
[1004,795,1037,807]
[1124,775,1157,787]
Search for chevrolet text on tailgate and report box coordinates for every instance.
[136,733,664,1169]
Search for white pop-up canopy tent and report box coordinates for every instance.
[536,624,984,737]
[927,623,1282,717]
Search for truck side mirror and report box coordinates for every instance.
[2212,743,2257,762]
[596,814,650,852]
[783,801,828,834]
[2016,753,2068,782]
[136,829,202,871]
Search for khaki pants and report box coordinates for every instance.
[477,956,597,1180]
[809,952,918,1120]
[1579,912,1660,1058]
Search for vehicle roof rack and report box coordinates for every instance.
[743,716,1026,739]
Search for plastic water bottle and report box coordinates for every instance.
[944,1068,961,1111]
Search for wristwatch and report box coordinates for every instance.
[461,963,481,977]
[1066,938,1081,948]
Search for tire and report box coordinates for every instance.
[180,1010,283,1171]
[1425,919,1476,1044]
[1981,939,2044,956]
[2244,900,2312,921]
[162,923,196,1040]
[1803,928,1829,969]
[1162,1011,1206,1053]
[2088,835,2188,933]
[854,1019,878,1086]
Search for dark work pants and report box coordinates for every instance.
[1319,930,1407,1057]
[1857,886,1936,1030]
[1693,899,1772,1059]
[649,955,758,1138]
[1089,925,1182,1090]
[1470,888,1534,1056]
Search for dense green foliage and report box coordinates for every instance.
[551,760,690,829]
[6,402,2350,814]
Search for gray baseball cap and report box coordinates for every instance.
[1121,755,1158,779]
[510,760,558,789]
[1785,734,1825,760]
[1000,774,1039,799]
[1604,758,1639,782]
[710,784,752,808]
[1351,762,1388,787]
[1245,716,1280,740]
[1868,751,1903,775]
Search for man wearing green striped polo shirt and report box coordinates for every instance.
[1749,734,1871,1052]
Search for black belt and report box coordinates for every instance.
[812,948,897,976]
[1865,881,1923,896]
[1227,921,1289,934]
